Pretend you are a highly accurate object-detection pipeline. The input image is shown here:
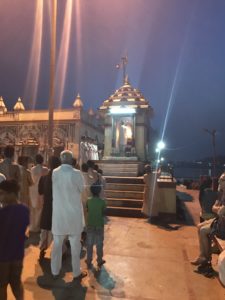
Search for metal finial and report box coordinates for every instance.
[116,54,128,84]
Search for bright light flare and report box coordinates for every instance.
[55,0,73,108]
[74,0,82,75]
[157,141,165,150]
[24,0,44,109]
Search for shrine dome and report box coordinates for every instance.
[73,93,83,108]
[14,97,25,111]
[0,96,7,113]
[99,76,152,113]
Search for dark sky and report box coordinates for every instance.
[0,0,225,161]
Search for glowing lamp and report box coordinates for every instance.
[157,141,165,150]
[109,107,136,115]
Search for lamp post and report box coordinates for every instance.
[48,0,57,155]
[156,141,165,156]
[204,128,217,177]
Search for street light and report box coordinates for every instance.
[203,128,217,177]
[155,140,166,170]
[156,140,165,153]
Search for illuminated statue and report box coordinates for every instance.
[115,120,133,156]
[79,136,88,165]
[119,121,127,154]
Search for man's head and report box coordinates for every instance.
[0,179,20,205]
[87,160,95,169]
[35,154,44,165]
[60,150,74,165]
[90,183,101,197]
[94,164,99,172]
[81,163,88,173]
[98,169,103,175]
[18,156,29,168]
[144,164,152,174]
[48,156,61,170]
[4,145,15,159]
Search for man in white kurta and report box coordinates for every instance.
[29,154,48,232]
[51,150,86,279]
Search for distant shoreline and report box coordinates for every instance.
[174,165,223,180]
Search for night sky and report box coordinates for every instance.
[0,0,225,161]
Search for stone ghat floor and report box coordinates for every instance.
[7,187,225,300]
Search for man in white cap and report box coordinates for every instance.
[51,150,87,280]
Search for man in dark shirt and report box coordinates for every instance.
[0,145,21,183]
[0,179,29,300]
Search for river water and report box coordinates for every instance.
[173,166,224,180]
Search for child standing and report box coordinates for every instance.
[86,183,106,268]
[0,179,29,300]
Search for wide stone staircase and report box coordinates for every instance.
[98,160,144,177]
[96,160,145,217]
[104,176,145,218]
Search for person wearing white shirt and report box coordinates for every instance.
[51,150,87,280]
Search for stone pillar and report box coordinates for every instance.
[103,115,113,158]
[135,112,146,161]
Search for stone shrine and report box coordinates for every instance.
[99,76,153,161]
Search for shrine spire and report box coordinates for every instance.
[116,54,128,84]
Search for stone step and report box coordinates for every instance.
[98,162,143,177]
[98,161,141,166]
[102,166,138,172]
[104,171,137,177]
[106,183,144,192]
[106,190,143,200]
[102,164,138,170]
[106,198,143,208]
[106,206,143,218]
[105,176,144,184]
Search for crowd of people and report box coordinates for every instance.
[79,136,100,166]
[1,143,225,298]
[0,145,106,300]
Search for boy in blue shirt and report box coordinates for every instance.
[86,183,106,268]
[0,179,29,300]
